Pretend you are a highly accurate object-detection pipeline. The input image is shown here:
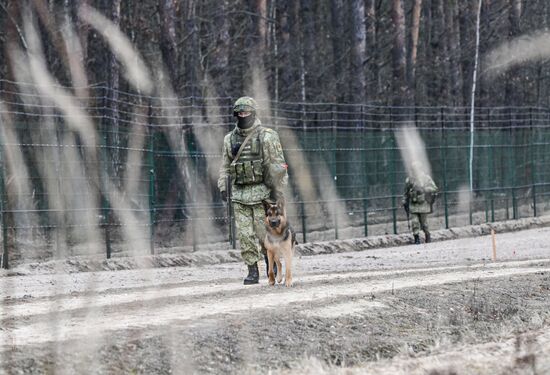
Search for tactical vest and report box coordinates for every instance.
[407,178,426,204]
[230,128,264,185]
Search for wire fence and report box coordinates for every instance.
[1,80,550,268]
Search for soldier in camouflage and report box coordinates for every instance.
[218,96,288,285]
[402,161,438,244]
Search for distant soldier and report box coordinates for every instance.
[402,161,438,244]
[218,96,288,284]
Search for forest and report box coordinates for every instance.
[1,0,549,108]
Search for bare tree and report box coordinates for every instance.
[159,0,179,88]
[108,0,122,181]
[350,0,366,103]
[276,0,301,102]
[330,0,345,101]
[407,0,422,99]
[446,0,462,106]
[75,0,90,64]
[365,0,378,99]
[391,0,408,106]
[255,0,267,59]
[300,0,315,101]
[427,0,445,104]
[209,0,230,97]
[183,0,200,98]
[505,0,522,106]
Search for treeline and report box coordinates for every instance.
[1,0,549,108]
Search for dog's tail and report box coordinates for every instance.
[291,226,298,246]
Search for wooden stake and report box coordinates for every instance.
[491,228,497,261]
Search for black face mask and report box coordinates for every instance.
[236,114,255,129]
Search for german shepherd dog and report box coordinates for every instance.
[262,199,297,287]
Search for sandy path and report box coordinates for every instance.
[1,260,549,348]
[1,225,550,375]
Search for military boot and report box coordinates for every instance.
[425,232,431,243]
[413,234,420,245]
[243,263,259,285]
[264,253,277,277]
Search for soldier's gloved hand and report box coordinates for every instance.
[221,190,227,202]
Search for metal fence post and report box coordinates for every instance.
[361,105,368,237]
[100,85,112,259]
[391,134,398,235]
[440,107,449,229]
[509,113,517,220]
[189,132,198,252]
[530,107,537,217]
[148,116,156,255]
[331,105,338,240]
[468,108,474,225]
[0,143,7,269]
[300,200,307,243]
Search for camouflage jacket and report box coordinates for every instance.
[402,173,438,214]
[218,119,288,205]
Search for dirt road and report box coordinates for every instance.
[1,226,549,374]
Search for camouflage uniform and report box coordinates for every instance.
[402,167,438,243]
[218,98,288,266]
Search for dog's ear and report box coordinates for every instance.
[262,199,272,214]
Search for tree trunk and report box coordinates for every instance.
[277,0,292,101]
[459,1,475,106]
[391,0,408,107]
[108,0,121,182]
[427,0,445,104]
[210,0,230,97]
[365,0,378,99]
[505,0,522,107]
[159,0,179,89]
[240,0,266,74]
[446,0,462,106]
[183,0,200,98]
[300,0,315,101]
[350,0,366,103]
[75,0,89,64]
[407,0,422,100]
[330,0,345,102]
[255,0,267,59]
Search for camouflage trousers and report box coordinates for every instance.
[233,202,266,266]
[411,212,429,235]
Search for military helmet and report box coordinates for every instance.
[233,96,258,114]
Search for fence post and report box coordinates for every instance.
[389,108,397,235]
[331,105,339,240]
[468,107,474,225]
[147,109,156,255]
[0,143,7,269]
[487,109,501,223]
[361,105,368,237]
[300,200,307,243]
[509,111,517,219]
[440,107,449,229]
[530,107,537,217]
[100,85,112,259]
[189,132,198,252]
